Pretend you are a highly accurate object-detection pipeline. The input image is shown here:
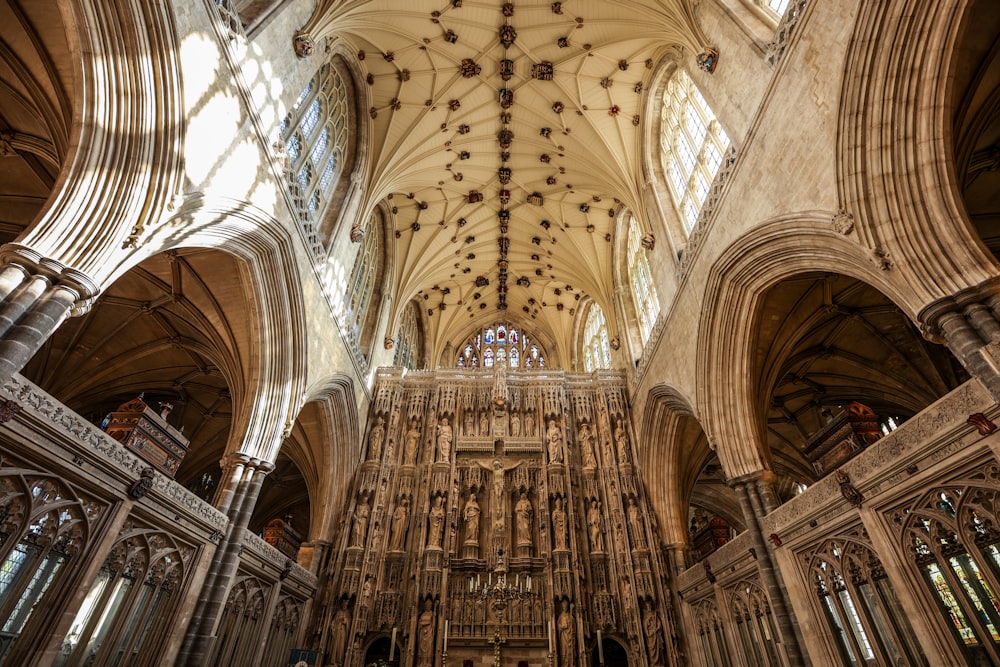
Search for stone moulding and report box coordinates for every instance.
[759,379,990,538]
[1,374,227,531]
[243,529,318,589]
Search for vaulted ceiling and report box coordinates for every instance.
[305,0,710,362]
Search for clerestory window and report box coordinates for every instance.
[626,213,660,344]
[660,69,730,232]
[582,304,611,372]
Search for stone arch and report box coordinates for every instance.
[122,195,310,465]
[697,214,922,480]
[290,373,361,540]
[14,0,183,272]
[837,0,1000,301]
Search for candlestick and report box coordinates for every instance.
[444,620,449,652]
[548,620,554,653]
[597,630,604,663]
[390,627,397,661]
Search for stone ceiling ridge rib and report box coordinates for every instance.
[297,0,715,365]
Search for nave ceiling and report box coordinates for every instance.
[303,0,710,358]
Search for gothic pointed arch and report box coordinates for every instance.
[838,0,1000,303]
[697,215,925,480]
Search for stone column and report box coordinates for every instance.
[731,476,806,667]
[921,286,1000,402]
[0,247,99,386]
[178,454,273,664]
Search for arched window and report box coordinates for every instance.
[346,214,379,344]
[393,303,422,370]
[582,304,611,372]
[281,62,350,256]
[456,323,546,369]
[626,213,660,343]
[660,69,730,231]
[766,0,791,16]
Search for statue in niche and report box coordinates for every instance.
[579,422,597,469]
[480,410,490,437]
[587,500,604,552]
[438,417,453,463]
[557,599,576,667]
[330,599,352,665]
[465,410,475,436]
[515,491,534,546]
[627,497,646,548]
[351,495,371,548]
[525,411,535,437]
[546,420,564,463]
[463,493,481,544]
[389,497,410,551]
[404,418,421,465]
[368,417,385,461]
[416,598,435,667]
[614,419,630,464]
[428,495,446,548]
[551,496,568,550]
[510,411,521,437]
[644,603,665,666]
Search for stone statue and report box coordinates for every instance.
[579,422,597,469]
[428,495,446,548]
[463,493,481,544]
[645,604,665,666]
[404,418,420,465]
[551,496,568,550]
[587,500,604,552]
[438,417,453,463]
[525,412,535,437]
[510,411,521,437]
[464,409,475,436]
[351,496,371,548]
[368,416,385,461]
[480,410,490,437]
[515,491,533,546]
[614,418,630,464]
[628,497,645,548]
[389,497,410,551]
[546,420,564,463]
[557,599,576,667]
[330,599,351,665]
[417,598,435,667]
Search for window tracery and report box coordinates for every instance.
[456,323,545,368]
[582,304,611,372]
[394,302,422,369]
[626,213,660,344]
[660,69,730,232]
[281,63,350,255]
[346,213,379,343]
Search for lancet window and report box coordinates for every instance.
[346,213,379,344]
[582,304,611,372]
[804,537,924,665]
[627,213,660,343]
[54,526,191,665]
[393,302,422,369]
[280,63,350,252]
[727,580,781,666]
[456,323,545,368]
[889,469,1000,664]
[0,473,101,661]
[660,69,730,231]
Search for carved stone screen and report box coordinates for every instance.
[318,368,677,667]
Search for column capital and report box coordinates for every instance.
[726,469,775,489]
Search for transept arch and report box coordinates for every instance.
[697,214,923,480]
[837,0,1000,302]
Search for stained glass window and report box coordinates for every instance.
[660,69,730,232]
[456,323,547,368]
